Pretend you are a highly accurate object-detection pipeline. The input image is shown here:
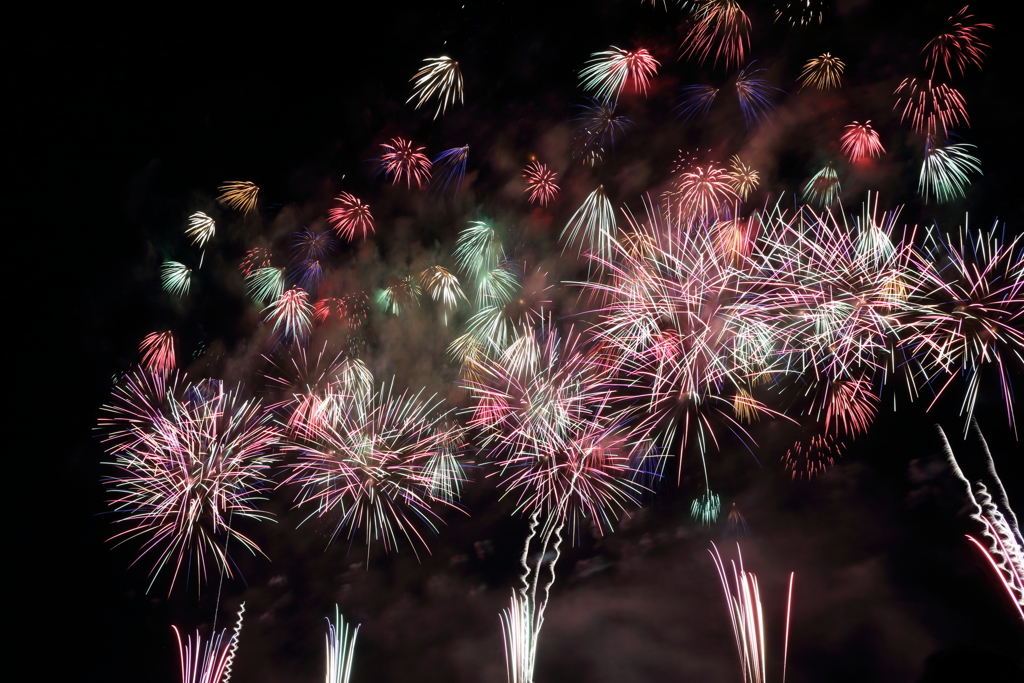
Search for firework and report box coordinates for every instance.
[238,247,271,278]
[102,374,280,592]
[217,181,259,214]
[328,192,374,241]
[918,140,981,203]
[466,326,645,534]
[290,227,335,262]
[161,261,192,297]
[840,121,885,162]
[283,381,462,555]
[325,607,360,683]
[774,0,825,27]
[522,161,559,207]
[431,145,469,197]
[905,227,1023,433]
[691,490,721,525]
[185,212,216,266]
[141,331,176,376]
[674,162,738,223]
[500,591,538,683]
[572,99,633,164]
[377,274,422,315]
[380,137,432,189]
[735,64,780,130]
[681,0,751,70]
[923,6,992,79]
[420,265,468,323]
[267,287,313,343]
[562,186,617,262]
[798,53,844,90]
[455,220,505,293]
[940,426,1024,619]
[676,84,719,121]
[710,543,795,683]
[408,56,463,119]
[727,155,759,200]
[894,78,969,138]
[579,47,660,102]
[801,164,841,205]
[246,266,285,304]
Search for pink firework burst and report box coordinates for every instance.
[894,78,969,138]
[923,6,992,79]
[328,192,375,241]
[681,0,752,71]
[840,121,885,162]
[140,331,176,376]
[674,162,738,224]
[380,137,432,189]
[522,160,560,206]
[266,287,313,343]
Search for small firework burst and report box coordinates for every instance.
[691,490,722,525]
[681,0,752,70]
[774,0,826,26]
[408,56,464,119]
[431,145,469,197]
[184,212,216,266]
[266,287,313,343]
[798,52,844,90]
[161,261,192,297]
[802,164,841,205]
[377,275,422,315]
[840,121,885,162]
[572,99,633,163]
[522,161,560,207]
[239,247,272,277]
[675,162,738,223]
[923,6,992,79]
[727,155,759,199]
[217,181,259,214]
[246,266,286,304]
[380,137,432,189]
[140,332,176,376]
[735,64,780,129]
[562,185,617,261]
[676,84,719,121]
[328,192,374,241]
[579,47,660,102]
[918,139,981,203]
[894,78,969,138]
[420,265,468,323]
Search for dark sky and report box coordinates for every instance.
[20,1,1023,681]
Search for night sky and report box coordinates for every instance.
[22,1,1023,681]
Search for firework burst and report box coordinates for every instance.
[798,53,844,90]
[217,181,259,214]
[918,139,981,203]
[431,145,469,197]
[380,137,432,189]
[923,6,992,79]
[141,331,176,376]
[246,266,286,304]
[161,261,192,297]
[735,64,780,129]
[894,78,969,138]
[522,161,559,207]
[408,56,464,118]
[802,164,841,205]
[266,287,314,343]
[727,155,759,200]
[328,192,374,241]
[579,47,660,102]
[840,121,885,162]
[572,99,633,164]
[681,0,752,70]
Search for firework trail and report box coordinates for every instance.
[579,47,660,103]
[938,426,1024,620]
[710,543,795,683]
[380,137,432,189]
[797,53,843,90]
[923,6,992,79]
[325,606,360,683]
[102,373,280,593]
[522,161,559,207]
[217,181,259,214]
[408,56,463,119]
[282,378,463,557]
[681,0,751,70]
[172,602,244,683]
